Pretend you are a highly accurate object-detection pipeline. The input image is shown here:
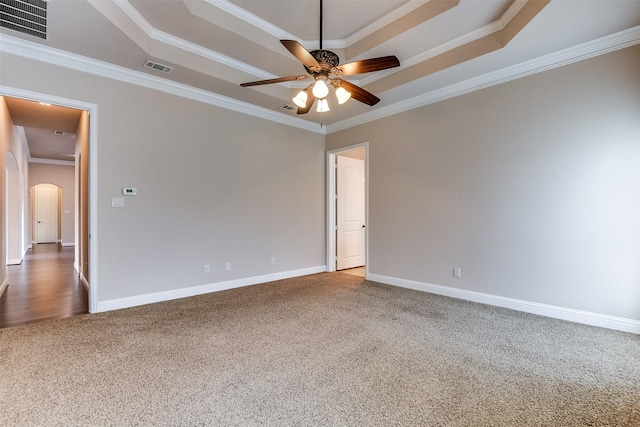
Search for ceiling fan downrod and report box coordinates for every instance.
[319,0,323,50]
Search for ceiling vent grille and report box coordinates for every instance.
[0,0,48,40]
[144,60,173,74]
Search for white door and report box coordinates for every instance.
[35,184,59,243]
[336,155,365,270]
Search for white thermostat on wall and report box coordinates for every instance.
[122,187,137,196]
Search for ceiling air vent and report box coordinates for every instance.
[0,0,48,40]
[281,105,296,111]
[144,60,173,74]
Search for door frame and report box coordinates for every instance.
[1,86,99,313]
[326,142,369,275]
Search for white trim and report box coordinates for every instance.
[152,29,274,81]
[357,0,526,85]
[368,273,640,335]
[96,265,326,313]
[326,143,369,275]
[29,157,75,166]
[203,0,296,41]
[327,25,640,133]
[80,273,89,293]
[16,126,31,159]
[344,0,431,48]
[0,278,8,299]
[2,26,638,135]
[61,242,74,247]
[205,0,428,50]
[6,258,22,265]
[0,34,324,135]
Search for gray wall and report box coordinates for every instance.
[327,45,640,321]
[1,53,326,304]
[2,43,638,324]
[30,163,75,245]
[1,98,30,279]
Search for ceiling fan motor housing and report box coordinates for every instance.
[305,50,340,73]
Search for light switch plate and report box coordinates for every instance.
[112,197,125,208]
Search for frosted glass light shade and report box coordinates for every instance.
[292,90,308,108]
[312,80,329,99]
[335,86,351,104]
[316,99,330,113]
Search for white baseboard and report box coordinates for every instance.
[80,274,89,293]
[61,242,75,247]
[0,278,8,298]
[96,265,327,313]
[368,273,640,335]
[6,258,23,265]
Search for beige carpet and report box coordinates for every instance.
[1,273,639,426]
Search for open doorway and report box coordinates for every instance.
[1,90,97,326]
[327,142,368,277]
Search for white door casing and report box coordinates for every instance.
[336,155,365,270]
[35,184,59,244]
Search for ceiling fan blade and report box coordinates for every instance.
[281,40,321,70]
[338,80,380,106]
[336,56,400,76]
[240,75,309,87]
[297,91,316,115]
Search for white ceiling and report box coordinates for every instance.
[1,0,639,161]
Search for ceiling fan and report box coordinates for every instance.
[240,0,400,114]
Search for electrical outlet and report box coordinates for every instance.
[204,264,210,273]
[453,267,462,278]
[226,262,231,271]
[271,257,276,265]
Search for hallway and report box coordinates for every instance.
[0,244,88,328]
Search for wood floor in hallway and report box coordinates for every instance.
[0,244,88,329]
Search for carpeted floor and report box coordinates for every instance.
[1,272,639,426]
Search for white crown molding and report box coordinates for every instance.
[151,29,275,80]
[359,0,527,86]
[0,34,325,134]
[111,0,154,35]
[2,25,637,136]
[203,0,296,41]
[205,0,429,51]
[326,25,640,134]
[368,273,640,334]
[344,0,430,47]
[108,0,276,81]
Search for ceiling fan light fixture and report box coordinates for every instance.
[335,86,351,104]
[292,89,308,108]
[316,99,330,113]
[312,79,329,99]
